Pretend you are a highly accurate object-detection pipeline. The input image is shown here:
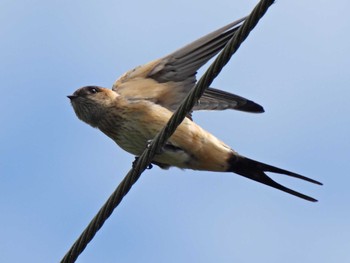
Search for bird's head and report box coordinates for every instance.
[68,86,118,127]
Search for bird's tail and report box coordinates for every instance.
[228,154,322,202]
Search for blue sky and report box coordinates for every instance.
[1,1,349,262]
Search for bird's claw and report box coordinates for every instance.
[133,156,153,170]
[147,139,164,154]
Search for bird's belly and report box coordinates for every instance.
[113,129,150,156]
[115,132,192,167]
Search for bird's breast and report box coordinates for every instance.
[97,98,233,172]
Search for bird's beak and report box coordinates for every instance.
[67,95,78,100]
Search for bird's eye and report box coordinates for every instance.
[88,87,99,94]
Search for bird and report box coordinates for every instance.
[68,17,322,202]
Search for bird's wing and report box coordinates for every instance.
[194,87,264,113]
[113,17,264,113]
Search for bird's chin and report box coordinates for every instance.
[73,105,100,128]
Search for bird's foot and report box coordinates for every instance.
[133,156,153,170]
[146,139,163,154]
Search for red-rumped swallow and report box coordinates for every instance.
[68,17,322,201]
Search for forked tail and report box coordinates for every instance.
[228,154,322,202]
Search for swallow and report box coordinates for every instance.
[68,17,322,202]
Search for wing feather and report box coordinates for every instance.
[113,17,264,114]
